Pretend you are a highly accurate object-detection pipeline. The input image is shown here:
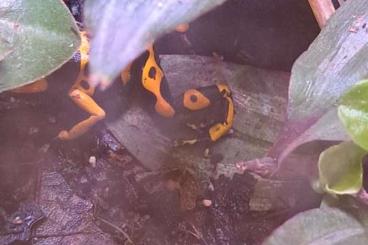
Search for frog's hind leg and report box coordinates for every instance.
[57,78,106,140]
[57,87,106,140]
[57,30,106,141]
[58,56,105,140]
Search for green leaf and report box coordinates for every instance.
[338,80,368,151]
[0,38,12,61]
[318,141,365,195]
[268,0,368,166]
[0,0,80,92]
[84,0,227,88]
[264,207,368,245]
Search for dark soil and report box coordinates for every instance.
[0,88,288,245]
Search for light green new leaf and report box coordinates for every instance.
[0,0,80,92]
[319,141,365,195]
[84,0,227,88]
[339,80,368,151]
[264,207,368,245]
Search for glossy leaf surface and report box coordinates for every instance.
[319,141,365,195]
[339,80,368,151]
[265,207,368,245]
[84,0,226,88]
[0,0,80,92]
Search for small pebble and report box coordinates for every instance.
[80,176,88,184]
[202,199,212,207]
[204,148,210,158]
[208,182,215,192]
[48,116,56,124]
[28,127,39,135]
[89,156,97,167]
[12,216,23,224]
[39,144,50,154]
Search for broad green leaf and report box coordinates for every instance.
[84,0,227,88]
[0,6,14,59]
[318,141,365,195]
[0,38,12,61]
[268,0,368,166]
[264,207,368,245]
[0,0,80,92]
[321,195,368,227]
[339,80,368,151]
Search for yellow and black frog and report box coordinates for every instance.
[124,40,234,150]
[120,24,235,148]
[171,83,234,147]
[11,26,234,147]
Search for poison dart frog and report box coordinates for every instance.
[171,83,234,147]
[11,25,234,146]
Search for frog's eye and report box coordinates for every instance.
[190,94,198,103]
[183,89,211,111]
[148,66,156,79]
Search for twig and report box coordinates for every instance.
[31,231,94,239]
[92,204,134,244]
[183,223,209,245]
[94,216,134,245]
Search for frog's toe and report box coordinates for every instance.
[204,148,210,158]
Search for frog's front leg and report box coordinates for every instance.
[174,135,213,158]
[185,121,211,131]
[174,122,212,146]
